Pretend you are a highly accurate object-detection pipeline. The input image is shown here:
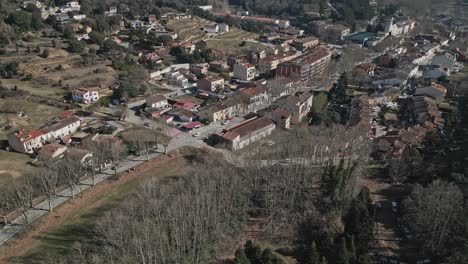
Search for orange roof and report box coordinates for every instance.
[58,110,76,119]
[16,129,43,142]
[223,131,240,141]
[38,143,67,157]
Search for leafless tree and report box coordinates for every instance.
[403,180,464,253]
[37,164,59,212]
[11,179,35,224]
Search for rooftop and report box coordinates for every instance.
[224,117,274,140]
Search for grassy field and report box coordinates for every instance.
[205,29,267,56]
[0,151,37,187]
[16,148,199,263]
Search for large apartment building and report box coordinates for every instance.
[276,47,331,83]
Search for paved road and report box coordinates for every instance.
[0,116,248,246]
[0,153,151,246]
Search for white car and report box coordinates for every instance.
[192,132,200,137]
[392,201,398,213]
[222,120,230,125]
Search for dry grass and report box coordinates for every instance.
[9,147,203,262]
[0,151,37,187]
[0,98,63,140]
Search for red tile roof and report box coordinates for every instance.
[182,121,203,129]
[58,110,76,119]
[38,143,67,157]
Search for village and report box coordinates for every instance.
[0,0,468,263]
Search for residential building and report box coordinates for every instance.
[71,88,99,103]
[128,19,145,29]
[219,23,230,33]
[431,53,457,72]
[203,24,219,34]
[8,115,82,154]
[259,107,292,129]
[23,0,41,9]
[197,76,225,92]
[60,1,80,12]
[291,37,319,51]
[276,47,331,83]
[198,5,213,11]
[259,52,298,73]
[272,92,313,124]
[197,99,243,123]
[146,95,169,109]
[166,72,189,88]
[209,61,230,72]
[38,143,68,161]
[167,108,194,122]
[415,82,447,103]
[218,117,276,151]
[352,63,376,77]
[239,87,270,111]
[233,63,256,81]
[190,63,209,76]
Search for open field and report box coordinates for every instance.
[205,28,266,56]
[2,147,203,263]
[166,18,213,42]
[0,35,118,100]
[0,98,63,140]
[0,151,37,187]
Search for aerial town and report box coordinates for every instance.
[0,0,467,263]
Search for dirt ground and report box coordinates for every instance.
[1,35,117,100]
[0,151,37,187]
[0,147,202,263]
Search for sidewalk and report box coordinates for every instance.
[0,149,167,246]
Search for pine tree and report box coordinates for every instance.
[320,256,328,264]
[309,241,320,264]
[334,72,350,105]
[234,248,251,264]
[348,235,357,263]
[244,240,262,264]
[337,237,349,264]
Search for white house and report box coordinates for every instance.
[219,24,230,33]
[60,1,81,12]
[7,115,82,154]
[203,24,219,34]
[233,63,256,81]
[146,95,169,109]
[71,88,99,103]
[128,20,145,29]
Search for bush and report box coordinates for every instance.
[68,40,85,53]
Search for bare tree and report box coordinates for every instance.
[37,164,59,212]
[403,180,464,253]
[11,179,35,224]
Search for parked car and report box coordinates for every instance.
[192,132,200,137]
[392,201,398,213]
[222,120,230,125]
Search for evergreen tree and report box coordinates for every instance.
[320,256,328,264]
[347,235,357,263]
[309,241,320,264]
[244,240,262,264]
[234,248,251,264]
[337,238,349,264]
[334,72,350,105]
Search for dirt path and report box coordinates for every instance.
[358,177,404,256]
[0,149,189,263]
